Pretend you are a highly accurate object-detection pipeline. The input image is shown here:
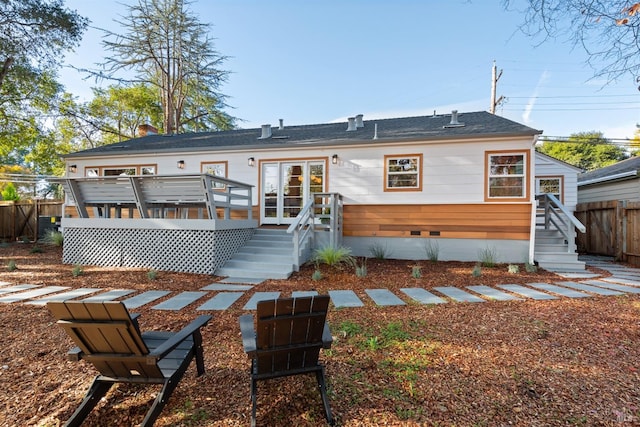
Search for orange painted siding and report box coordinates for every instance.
[343,204,531,240]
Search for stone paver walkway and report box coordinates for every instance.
[3,256,640,311]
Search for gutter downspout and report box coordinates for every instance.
[528,136,539,265]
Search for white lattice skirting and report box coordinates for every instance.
[62,218,255,274]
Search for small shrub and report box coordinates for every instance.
[30,246,43,254]
[338,320,362,337]
[508,264,520,274]
[7,260,16,271]
[411,264,422,278]
[472,264,482,277]
[147,269,158,280]
[312,269,323,281]
[424,240,439,262]
[355,258,367,277]
[525,262,538,273]
[478,246,497,267]
[368,240,390,259]
[46,230,64,246]
[72,264,84,277]
[313,245,354,269]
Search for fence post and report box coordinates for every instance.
[617,200,626,262]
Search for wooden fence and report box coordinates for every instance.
[575,200,640,266]
[0,200,63,242]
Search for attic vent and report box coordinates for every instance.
[443,110,465,128]
[346,117,357,131]
[355,114,364,128]
[259,124,272,139]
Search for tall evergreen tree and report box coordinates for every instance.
[100,0,234,134]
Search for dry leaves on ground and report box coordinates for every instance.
[1,243,639,426]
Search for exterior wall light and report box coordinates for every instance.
[248,157,255,167]
[177,160,185,169]
[332,154,338,164]
[69,164,77,173]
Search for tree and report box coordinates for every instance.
[504,1,640,83]
[1,182,19,201]
[0,0,87,91]
[58,84,162,148]
[99,0,234,134]
[536,131,628,171]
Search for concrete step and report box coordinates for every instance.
[215,265,292,280]
[534,243,570,253]
[535,251,585,271]
[231,251,294,263]
[238,244,293,255]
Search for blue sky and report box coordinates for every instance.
[60,0,640,140]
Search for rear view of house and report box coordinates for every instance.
[58,110,579,277]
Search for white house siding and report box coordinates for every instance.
[64,136,536,264]
[578,179,640,203]
[534,152,580,213]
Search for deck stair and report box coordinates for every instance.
[534,222,585,272]
[215,228,296,280]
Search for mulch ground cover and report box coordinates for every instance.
[1,242,639,426]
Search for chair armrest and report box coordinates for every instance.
[239,314,257,357]
[67,346,83,361]
[148,315,211,362]
[322,322,333,349]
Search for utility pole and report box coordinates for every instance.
[490,60,504,114]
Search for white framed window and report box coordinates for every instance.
[85,164,157,176]
[486,151,528,200]
[536,176,562,202]
[201,161,227,188]
[384,154,423,191]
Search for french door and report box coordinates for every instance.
[261,160,325,224]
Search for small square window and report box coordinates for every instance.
[384,154,423,191]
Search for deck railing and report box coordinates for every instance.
[287,192,343,271]
[536,193,586,253]
[52,174,253,221]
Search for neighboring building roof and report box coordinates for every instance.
[578,156,640,187]
[64,111,542,158]
[534,151,583,173]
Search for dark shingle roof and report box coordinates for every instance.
[64,111,542,158]
[578,156,640,185]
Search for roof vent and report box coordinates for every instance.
[279,119,284,130]
[346,117,357,131]
[259,124,272,139]
[355,114,364,128]
[444,110,465,128]
[373,123,378,140]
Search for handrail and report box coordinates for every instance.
[536,193,586,253]
[51,174,253,221]
[287,192,343,271]
[287,198,315,271]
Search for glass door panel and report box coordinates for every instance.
[262,163,278,221]
[282,163,304,219]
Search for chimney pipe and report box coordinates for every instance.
[279,119,284,130]
[346,117,357,131]
[259,124,272,139]
[355,114,364,128]
[450,110,459,125]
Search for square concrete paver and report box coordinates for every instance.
[526,282,591,298]
[328,290,364,308]
[400,288,446,305]
[198,292,243,310]
[497,284,558,300]
[123,290,170,309]
[291,291,319,298]
[201,283,254,291]
[82,289,135,302]
[555,281,624,296]
[365,289,406,306]
[27,288,102,305]
[0,286,69,303]
[243,292,281,310]
[581,280,640,294]
[434,287,485,303]
[0,284,39,295]
[467,285,522,301]
[152,291,207,310]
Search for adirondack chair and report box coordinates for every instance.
[239,295,334,426]
[47,301,211,427]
